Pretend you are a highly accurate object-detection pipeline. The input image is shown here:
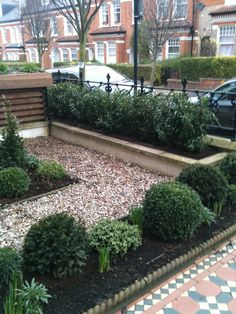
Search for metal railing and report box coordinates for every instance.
[52,70,236,140]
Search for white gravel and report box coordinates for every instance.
[0,137,170,250]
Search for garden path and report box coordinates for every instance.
[118,236,236,314]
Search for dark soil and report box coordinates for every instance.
[0,172,79,206]
[0,206,233,314]
[57,119,221,160]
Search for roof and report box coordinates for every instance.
[209,5,236,15]
[5,43,24,49]
[0,1,21,23]
[56,36,79,43]
[90,26,126,36]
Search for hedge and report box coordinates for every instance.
[110,56,236,85]
[48,83,215,153]
[0,62,41,73]
[108,64,162,86]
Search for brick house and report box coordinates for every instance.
[0,0,236,68]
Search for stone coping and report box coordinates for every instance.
[83,223,236,314]
[208,134,236,151]
[51,122,227,176]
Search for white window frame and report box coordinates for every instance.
[51,16,58,36]
[29,48,38,63]
[167,38,180,58]
[219,25,235,56]
[174,0,187,19]
[113,0,121,24]
[100,2,109,26]
[62,48,70,62]
[71,48,78,61]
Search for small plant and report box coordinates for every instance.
[24,154,41,171]
[143,182,214,241]
[4,271,23,314]
[98,248,110,273]
[0,167,30,198]
[220,152,236,184]
[36,161,66,181]
[178,164,228,211]
[0,98,27,170]
[18,278,51,314]
[0,247,22,286]
[18,64,42,73]
[23,213,88,278]
[226,184,236,207]
[89,219,141,272]
[130,207,143,233]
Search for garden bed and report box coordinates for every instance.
[0,205,234,314]
[0,172,78,206]
[51,122,227,176]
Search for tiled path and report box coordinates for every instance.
[117,238,236,314]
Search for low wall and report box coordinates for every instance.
[51,122,227,176]
[167,78,224,90]
[0,121,49,140]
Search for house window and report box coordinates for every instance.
[113,0,120,24]
[71,48,78,61]
[51,16,58,36]
[108,41,116,56]
[175,0,187,18]
[30,49,37,62]
[66,19,73,34]
[158,0,169,18]
[101,2,109,25]
[97,42,104,63]
[219,25,235,56]
[3,29,8,43]
[62,48,69,61]
[168,38,180,58]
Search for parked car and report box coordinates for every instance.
[47,64,137,93]
[189,79,236,132]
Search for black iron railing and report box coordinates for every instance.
[51,70,236,140]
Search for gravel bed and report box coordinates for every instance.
[0,137,170,250]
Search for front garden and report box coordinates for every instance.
[1,83,236,313]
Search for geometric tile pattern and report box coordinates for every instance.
[120,238,236,314]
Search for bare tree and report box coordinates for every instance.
[142,0,185,85]
[22,0,52,67]
[51,0,104,79]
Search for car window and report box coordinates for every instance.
[52,72,78,83]
[85,66,127,83]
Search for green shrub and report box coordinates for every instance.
[143,182,214,240]
[130,207,143,234]
[53,61,78,67]
[178,165,228,212]
[0,247,22,286]
[18,63,42,73]
[153,94,215,152]
[4,271,23,314]
[24,154,41,171]
[18,278,51,314]
[36,161,66,180]
[48,84,215,153]
[220,152,236,184]
[0,99,27,169]
[89,219,141,271]
[22,213,88,278]
[0,63,9,73]
[0,167,30,197]
[226,184,236,207]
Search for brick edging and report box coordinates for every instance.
[83,223,236,314]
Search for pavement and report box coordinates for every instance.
[116,237,236,314]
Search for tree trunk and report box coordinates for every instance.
[37,48,43,68]
[79,35,87,80]
[150,59,157,86]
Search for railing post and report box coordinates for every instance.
[105,73,112,95]
[181,78,188,94]
[79,69,83,88]
[140,76,145,95]
[57,70,61,83]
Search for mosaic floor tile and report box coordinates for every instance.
[123,239,236,314]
